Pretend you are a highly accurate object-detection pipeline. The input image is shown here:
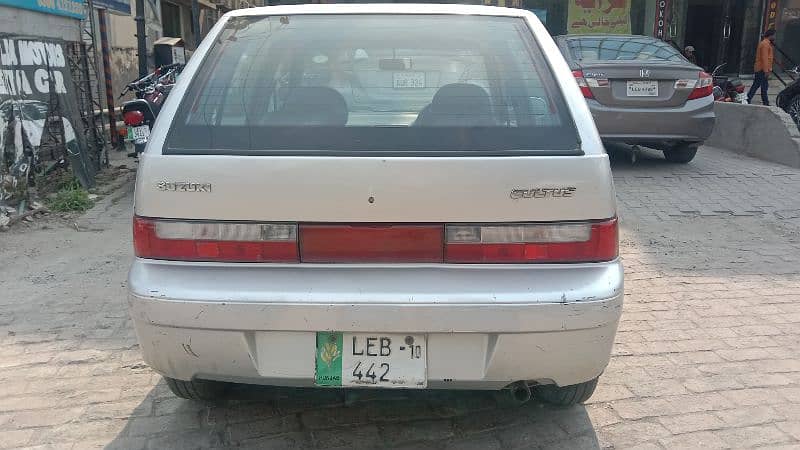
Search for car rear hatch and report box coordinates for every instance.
[134,13,617,266]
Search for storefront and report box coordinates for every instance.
[265,0,793,75]
[770,0,800,68]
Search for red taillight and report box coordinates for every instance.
[133,216,298,262]
[123,110,145,126]
[300,224,443,263]
[444,218,618,264]
[572,70,594,99]
[688,71,713,100]
[134,217,618,264]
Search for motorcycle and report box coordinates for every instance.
[711,63,747,104]
[776,66,800,129]
[119,63,183,156]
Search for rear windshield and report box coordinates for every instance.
[165,14,580,156]
[566,36,685,63]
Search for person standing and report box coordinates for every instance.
[684,46,697,65]
[748,29,776,106]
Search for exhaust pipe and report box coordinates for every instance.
[509,381,532,404]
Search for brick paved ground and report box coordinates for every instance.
[0,145,799,449]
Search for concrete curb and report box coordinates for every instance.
[706,102,800,168]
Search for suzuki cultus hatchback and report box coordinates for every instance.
[129,4,623,406]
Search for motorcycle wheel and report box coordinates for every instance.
[788,95,800,128]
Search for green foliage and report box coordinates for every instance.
[47,181,93,212]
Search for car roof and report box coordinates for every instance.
[226,3,532,19]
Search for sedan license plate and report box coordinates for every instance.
[393,72,425,89]
[627,80,658,97]
[130,125,150,144]
[315,332,427,388]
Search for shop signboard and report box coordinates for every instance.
[0,35,94,195]
[0,0,84,19]
[653,0,669,40]
[764,0,779,31]
[568,0,632,35]
[92,0,130,15]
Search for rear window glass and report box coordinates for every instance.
[166,14,580,156]
[566,36,685,63]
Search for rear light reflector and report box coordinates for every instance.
[445,219,618,263]
[123,110,145,126]
[133,216,298,262]
[572,70,594,99]
[300,224,443,263]
[687,71,713,100]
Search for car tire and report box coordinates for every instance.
[165,376,229,402]
[788,95,800,128]
[663,144,698,164]
[533,377,599,406]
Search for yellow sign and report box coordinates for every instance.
[568,0,632,34]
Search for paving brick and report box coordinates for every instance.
[226,415,301,442]
[0,429,33,447]
[237,432,312,450]
[381,420,454,445]
[713,406,785,428]
[598,420,671,448]
[657,412,725,434]
[715,424,791,448]
[683,375,744,393]
[721,388,791,407]
[2,408,85,430]
[442,434,502,450]
[776,421,800,441]
[312,424,381,449]
[494,418,569,448]
[659,431,728,450]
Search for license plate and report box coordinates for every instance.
[627,80,659,97]
[315,332,427,388]
[393,72,425,89]
[130,125,150,144]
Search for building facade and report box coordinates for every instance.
[266,0,798,76]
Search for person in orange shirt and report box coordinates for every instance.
[747,29,776,106]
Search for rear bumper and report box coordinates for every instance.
[590,95,715,143]
[128,260,623,389]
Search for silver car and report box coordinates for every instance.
[129,4,623,406]
[556,34,716,163]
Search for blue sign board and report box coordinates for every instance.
[0,0,85,18]
[93,0,130,15]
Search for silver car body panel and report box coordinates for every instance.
[588,95,715,143]
[130,4,622,390]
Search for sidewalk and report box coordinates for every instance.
[741,77,793,106]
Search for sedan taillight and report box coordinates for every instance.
[133,216,299,262]
[445,218,618,263]
[687,71,713,100]
[572,70,595,99]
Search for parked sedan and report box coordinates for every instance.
[555,35,715,163]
